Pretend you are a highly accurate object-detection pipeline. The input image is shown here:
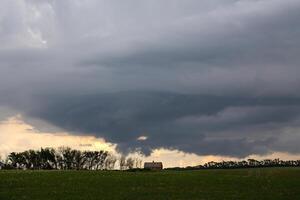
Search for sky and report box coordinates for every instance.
[1,0,300,167]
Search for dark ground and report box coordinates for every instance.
[0,168,300,200]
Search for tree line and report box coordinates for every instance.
[1,148,300,170]
[167,158,300,170]
[0,147,142,170]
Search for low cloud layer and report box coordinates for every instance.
[1,115,300,168]
[1,0,300,158]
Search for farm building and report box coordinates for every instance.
[144,161,163,170]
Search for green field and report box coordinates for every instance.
[0,168,300,200]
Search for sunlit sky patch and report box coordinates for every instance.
[1,115,300,168]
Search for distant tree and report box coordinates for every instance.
[119,155,126,170]
[248,159,259,167]
[0,156,3,169]
[84,151,96,170]
[126,158,135,169]
[104,154,117,170]
[21,151,32,169]
[40,148,56,169]
[8,152,22,169]
[94,151,108,170]
[28,150,40,169]
[57,147,74,170]
[134,158,142,169]
[4,146,300,171]
[73,150,86,170]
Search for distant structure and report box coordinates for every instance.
[144,161,163,170]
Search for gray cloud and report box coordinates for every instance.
[10,91,300,157]
[1,0,300,157]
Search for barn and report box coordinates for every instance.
[144,161,163,170]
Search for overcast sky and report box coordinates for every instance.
[1,0,300,160]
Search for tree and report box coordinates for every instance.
[73,150,86,170]
[119,155,126,170]
[126,157,134,169]
[94,151,108,170]
[104,154,117,170]
[40,148,56,169]
[28,150,40,169]
[134,157,142,169]
[8,152,23,169]
[0,156,3,169]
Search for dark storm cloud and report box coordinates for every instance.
[1,0,300,157]
[15,91,300,157]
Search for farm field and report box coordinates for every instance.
[0,168,300,200]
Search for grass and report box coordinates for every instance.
[0,168,300,200]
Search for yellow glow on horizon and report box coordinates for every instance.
[0,115,299,168]
[0,115,116,157]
